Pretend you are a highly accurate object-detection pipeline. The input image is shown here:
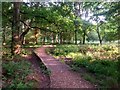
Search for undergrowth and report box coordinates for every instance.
[47,44,119,88]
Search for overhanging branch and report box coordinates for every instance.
[20,20,57,33]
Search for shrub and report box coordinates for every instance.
[52,45,79,56]
[72,56,118,78]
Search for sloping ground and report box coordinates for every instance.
[35,45,95,88]
[25,49,50,88]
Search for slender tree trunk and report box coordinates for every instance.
[20,27,30,45]
[83,29,86,44]
[2,27,6,45]
[96,24,102,45]
[74,14,78,45]
[20,19,33,45]
[11,2,21,55]
[75,30,77,44]
[53,34,56,44]
[58,33,60,44]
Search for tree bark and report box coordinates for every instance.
[20,19,33,45]
[58,33,60,44]
[20,27,30,45]
[75,29,77,44]
[2,27,6,45]
[83,29,86,44]
[96,24,102,45]
[11,2,21,55]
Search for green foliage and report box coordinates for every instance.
[2,60,34,88]
[49,44,119,60]
[82,73,96,83]
[48,44,119,87]
[21,48,32,55]
[52,45,79,56]
[71,56,118,87]
[2,2,119,46]
[2,2,119,88]
[87,31,99,41]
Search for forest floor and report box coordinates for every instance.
[34,45,95,88]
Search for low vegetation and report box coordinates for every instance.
[2,2,119,89]
[2,47,37,88]
[2,60,35,88]
[48,44,119,88]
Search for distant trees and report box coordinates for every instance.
[2,2,119,55]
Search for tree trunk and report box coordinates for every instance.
[75,30,77,44]
[2,27,6,46]
[83,29,86,44]
[20,19,33,45]
[11,2,21,55]
[96,24,102,45]
[60,32,63,44]
[58,33,60,44]
[20,27,30,45]
[52,34,56,44]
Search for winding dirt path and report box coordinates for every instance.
[35,45,95,88]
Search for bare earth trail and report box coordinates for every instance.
[35,45,95,88]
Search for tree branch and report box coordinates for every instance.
[20,20,57,33]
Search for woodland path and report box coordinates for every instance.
[35,45,95,88]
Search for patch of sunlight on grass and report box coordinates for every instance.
[89,59,96,63]
[66,52,84,59]
[86,52,94,57]
[29,46,33,47]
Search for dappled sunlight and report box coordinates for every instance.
[43,45,56,47]
[2,1,119,88]
[47,44,119,87]
[89,59,96,63]
[86,52,93,58]
[14,44,21,54]
[48,44,120,61]
[66,52,84,59]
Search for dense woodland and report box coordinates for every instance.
[2,1,120,88]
